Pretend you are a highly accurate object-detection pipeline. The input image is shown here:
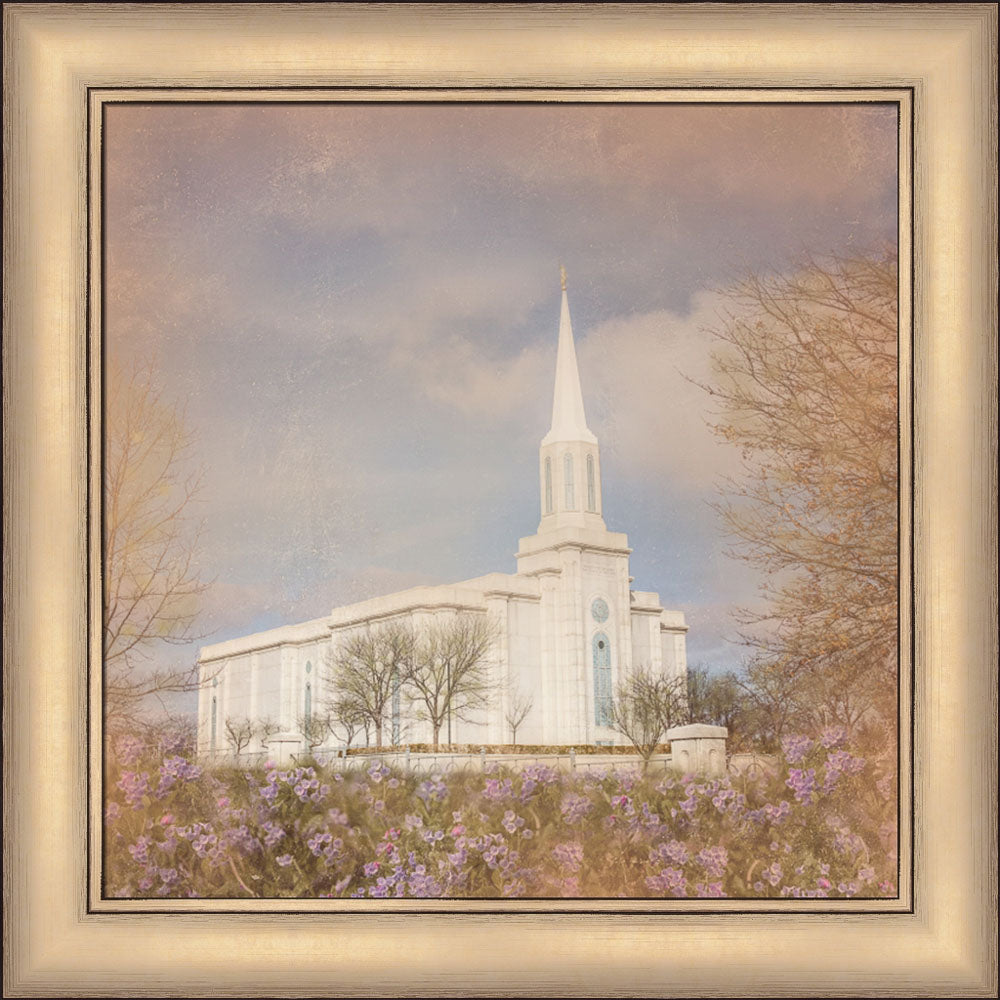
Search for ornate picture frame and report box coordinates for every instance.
[4,4,996,996]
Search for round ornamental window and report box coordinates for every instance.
[591,597,609,623]
[305,661,312,674]
[598,640,605,650]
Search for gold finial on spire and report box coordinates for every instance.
[560,264,567,291]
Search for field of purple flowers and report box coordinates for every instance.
[105,728,897,899]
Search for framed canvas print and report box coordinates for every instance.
[3,3,997,997]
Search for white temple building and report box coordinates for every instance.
[197,273,688,754]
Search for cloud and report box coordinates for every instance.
[575,292,741,492]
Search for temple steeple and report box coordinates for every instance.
[536,269,605,532]
[542,267,597,448]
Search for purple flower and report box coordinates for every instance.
[223,824,259,855]
[115,734,145,767]
[552,842,584,873]
[363,861,380,877]
[307,832,333,856]
[781,734,813,765]
[521,763,560,786]
[261,821,285,848]
[819,725,848,749]
[832,827,865,856]
[694,881,725,898]
[650,840,689,867]
[483,777,514,802]
[416,776,447,803]
[559,793,593,825]
[785,767,817,803]
[158,867,179,887]
[276,853,293,867]
[502,810,526,835]
[128,835,152,865]
[191,832,218,858]
[646,867,687,897]
[762,862,783,887]
[367,762,390,783]
[822,749,866,793]
[695,845,728,880]
[117,770,151,809]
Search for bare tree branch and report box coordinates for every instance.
[405,614,500,750]
[503,682,533,746]
[701,250,898,746]
[609,665,690,772]
[103,358,214,725]
[323,619,414,749]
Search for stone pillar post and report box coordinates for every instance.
[666,723,728,777]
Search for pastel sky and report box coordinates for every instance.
[103,101,897,704]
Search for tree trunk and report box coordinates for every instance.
[375,720,383,749]
[432,722,440,752]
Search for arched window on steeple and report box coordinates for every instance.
[564,452,575,510]
[544,457,553,514]
[586,454,596,512]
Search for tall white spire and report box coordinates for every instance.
[542,266,597,446]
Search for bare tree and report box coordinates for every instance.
[224,717,255,756]
[702,251,898,747]
[297,712,332,754]
[324,619,414,748]
[609,666,690,772]
[104,359,214,724]
[328,696,365,752]
[686,666,748,742]
[256,717,281,751]
[406,613,499,750]
[503,682,533,746]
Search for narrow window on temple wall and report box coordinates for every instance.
[564,452,575,509]
[210,696,217,752]
[586,453,596,511]
[544,457,553,513]
[593,633,612,726]
[304,681,312,721]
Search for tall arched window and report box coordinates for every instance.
[586,454,596,511]
[304,681,312,721]
[544,457,553,514]
[210,696,217,752]
[593,632,612,727]
[564,452,575,509]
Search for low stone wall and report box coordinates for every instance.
[307,749,674,775]
[202,726,732,777]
